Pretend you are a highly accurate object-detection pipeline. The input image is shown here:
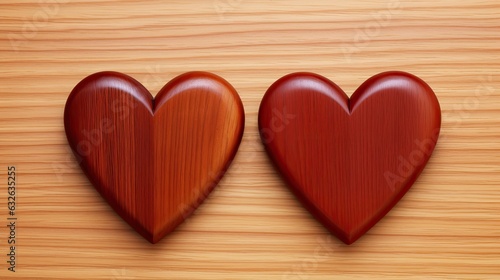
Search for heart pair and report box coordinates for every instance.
[65,71,440,244]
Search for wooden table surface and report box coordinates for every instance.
[1,0,499,279]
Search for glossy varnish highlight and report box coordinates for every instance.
[65,72,245,243]
[259,72,441,244]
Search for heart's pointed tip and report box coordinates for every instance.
[144,233,163,244]
[137,228,163,244]
[335,231,361,245]
[148,238,159,244]
[341,237,357,245]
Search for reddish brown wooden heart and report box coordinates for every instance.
[259,72,441,244]
[65,72,244,243]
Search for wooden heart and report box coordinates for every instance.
[259,72,441,244]
[65,71,244,243]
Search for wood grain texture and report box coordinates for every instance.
[0,0,499,279]
[259,72,440,244]
[64,71,244,244]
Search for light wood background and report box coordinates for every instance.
[0,0,499,279]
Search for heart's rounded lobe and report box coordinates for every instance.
[259,72,440,244]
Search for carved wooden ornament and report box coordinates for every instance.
[259,72,441,244]
[65,71,245,243]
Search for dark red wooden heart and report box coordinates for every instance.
[65,71,244,243]
[259,72,441,244]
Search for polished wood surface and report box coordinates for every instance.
[65,71,244,243]
[259,72,441,244]
[1,0,500,279]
